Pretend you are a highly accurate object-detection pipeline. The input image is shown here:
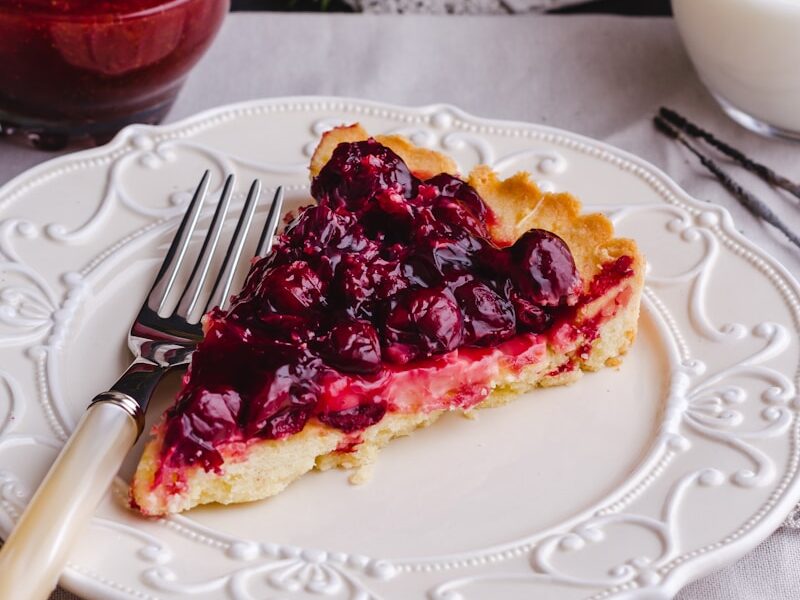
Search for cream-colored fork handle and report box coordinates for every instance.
[0,402,138,599]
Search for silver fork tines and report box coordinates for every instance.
[206,185,285,311]
[205,179,262,313]
[256,186,284,259]
[144,177,286,326]
[150,170,211,315]
[176,174,236,320]
[114,173,284,417]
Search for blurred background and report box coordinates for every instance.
[230,0,671,15]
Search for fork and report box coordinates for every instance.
[0,172,285,599]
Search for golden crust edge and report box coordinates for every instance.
[309,123,458,181]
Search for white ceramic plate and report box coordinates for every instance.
[1,97,798,600]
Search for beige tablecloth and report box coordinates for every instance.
[0,12,798,600]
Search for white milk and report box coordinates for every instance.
[673,0,800,138]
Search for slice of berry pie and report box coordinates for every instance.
[131,124,645,515]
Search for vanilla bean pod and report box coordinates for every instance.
[659,107,800,201]
[654,115,800,250]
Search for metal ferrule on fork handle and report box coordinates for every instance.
[89,390,147,439]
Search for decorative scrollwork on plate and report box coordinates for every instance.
[142,542,394,600]
[675,322,795,488]
[0,469,28,531]
[45,132,306,244]
[429,469,726,599]
[0,371,22,441]
[603,204,747,342]
[0,219,59,348]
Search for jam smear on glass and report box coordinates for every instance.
[159,139,629,473]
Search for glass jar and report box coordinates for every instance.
[673,0,800,141]
[0,0,229,149]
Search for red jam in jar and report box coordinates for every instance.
[0,0,229,149]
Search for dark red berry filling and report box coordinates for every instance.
[157,138,628,475]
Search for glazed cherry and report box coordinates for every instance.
[311,138,418,210]
[162,386,245,470]
[382,286,464,363]
[245,359,322,439]
[425,173,488,222]
[333,254,408,318]
[430,196,488,238]
[408,208,481,278]
[179,387,242,445]
[318,401,387,433]
[162,413,223,471]
[509,291,552,333]
[508,229,581,307]
[284,204,355,253]
[321,320,382,374]
[375,187,416,224]
[186,319,261,386]
[256,313,315,342]
[454,281,516,346]
[249,313,318,366]
[257,261,325,315]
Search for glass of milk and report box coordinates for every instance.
[673,0,800,141]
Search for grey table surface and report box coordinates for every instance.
[0,12,798,600]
